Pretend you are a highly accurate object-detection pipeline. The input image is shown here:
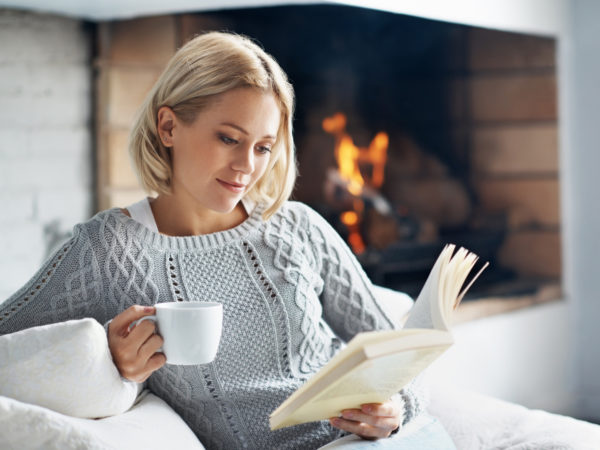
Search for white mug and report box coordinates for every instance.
[136,302,223,365]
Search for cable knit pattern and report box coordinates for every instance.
[0,201,426,449]
[264,206,333,375]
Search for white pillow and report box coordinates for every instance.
[0,392,206,450]
[0,318,139,419]
[372,285,414,327]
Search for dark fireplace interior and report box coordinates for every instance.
[185,5,561,300]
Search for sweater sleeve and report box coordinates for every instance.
[0,223,106,335]
[299,203,428,426]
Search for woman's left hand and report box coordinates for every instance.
[329,400,402,439]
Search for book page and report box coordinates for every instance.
[403,245,483,332]
[403,247,446,331]
[402,287,436,330]
[271,344,450,429]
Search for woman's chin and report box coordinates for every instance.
[211,199,243,215]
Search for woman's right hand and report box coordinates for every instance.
[108,305,167,383]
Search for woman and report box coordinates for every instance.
[0,32,455,449]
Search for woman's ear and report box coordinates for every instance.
[157,106,176,148]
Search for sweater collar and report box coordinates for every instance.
[113,201,266,252]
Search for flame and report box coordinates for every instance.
[368,132,389,188]
[339,136,364,195]
[322,112,389,254]
[340,211,359,226]
[340,210,366,254]
[323,113,388,193]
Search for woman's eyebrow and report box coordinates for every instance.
[220,122,276,140]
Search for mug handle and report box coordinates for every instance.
[128,314,157,330]
[129,315,163,353]
[132,315,157,327]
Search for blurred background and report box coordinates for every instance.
[0,0,598,424]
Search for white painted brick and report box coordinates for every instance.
[0,91,90,128]
[0,291,14,304]
[0,9,93,298]
[0,155,92,190]
[0,163,11,189]
[0,129,28,160]
[31,64,91,96]
[0,259,41,301]
[36,189,93,227]
[0,10,90,64]
[0,127,90,160]
[0,221,45,261]
[0,192,35,223]
[0,65,31,96]
[28,127,90,159]
[0,66,27,96]
[0,64,90,98]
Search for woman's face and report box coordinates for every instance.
[159,87,281,214]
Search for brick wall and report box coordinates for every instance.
[95,16,177,210]
[464,28,560,278]
[0,9,93,300]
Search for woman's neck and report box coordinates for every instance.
[149,194,248,237]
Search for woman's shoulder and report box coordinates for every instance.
[76,206,127,226]
[73,207,137,239]
[271,201,336,235]
[275,200,322,221]
[42,208,135,264]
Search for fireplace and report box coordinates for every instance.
[97,4,561,301]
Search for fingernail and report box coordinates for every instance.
[331,418,340,426]
[144,306,154,312]
[342,411,354,419]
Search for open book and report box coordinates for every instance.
[269,244,488,430]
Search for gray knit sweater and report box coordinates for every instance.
[0,201,425,449]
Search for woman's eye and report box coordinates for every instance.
[257,145,272,154]
[219,135,237,145]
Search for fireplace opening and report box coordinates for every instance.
[180,5,561,301]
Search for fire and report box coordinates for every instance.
[340,206,366,254]
[322,112,389,193]
[340,211,359,226]
[323,112,389,254]
[338,136,364,196]
[369,132,389,188]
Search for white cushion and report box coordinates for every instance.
[0,392,205,450]
[0,318,138,419]
[372,285,414,326]
[429,382,600,450]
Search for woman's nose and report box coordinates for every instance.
[231,144,255,174]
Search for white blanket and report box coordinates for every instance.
[429,382,600,450]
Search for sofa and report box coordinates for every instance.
[1,289,600,450]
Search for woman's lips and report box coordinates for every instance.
[217,179,246,193]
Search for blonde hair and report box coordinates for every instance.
[129,31,296,220]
